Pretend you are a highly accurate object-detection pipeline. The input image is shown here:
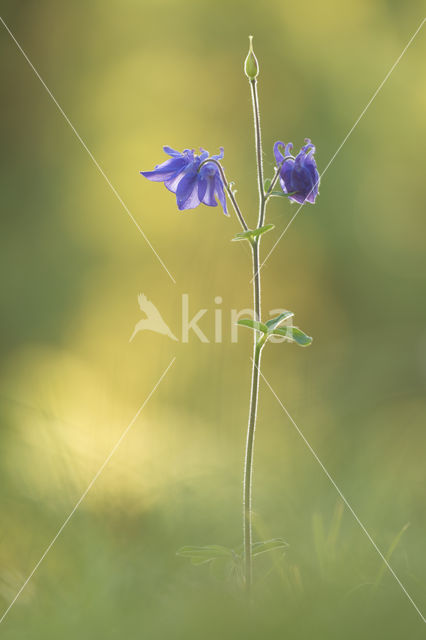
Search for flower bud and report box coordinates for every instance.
[244,35,259,80]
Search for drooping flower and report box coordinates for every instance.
[140,147,228,214]
[273,139,320,204]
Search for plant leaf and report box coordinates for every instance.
[264,178,272,192]
[237,318,269,333]
[268,326,313,346]
[250,224,275,238]
[374,523,410,588]
[232,224,275,242]
[252,538,289,556]
[268,190,298,199]
[232,230,253,242]
[177,545,234,565]
[265,311,294,330]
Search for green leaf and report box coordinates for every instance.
[264,178,272,193]
[232,224,275,242]
[232,230,253,242]
[268,190,298,199]
[252,538,289,556]
[265,311,294,330]
[374,523,410,589]
[326,500,344,553]
[269,326,313,346]
[251,224,275,238]
[177,545,234,566]
[237,318,268,333]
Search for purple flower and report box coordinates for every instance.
[141,146,228,214]
[273,139,320,204]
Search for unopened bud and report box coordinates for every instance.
[244,35,259,80]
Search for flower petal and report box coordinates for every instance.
[140,145,230,213]
[214,174,228,215]
[211,147,225,161]
[199,175,217,207]
[274,139,320,204]
[288,192,306,204]
[199,148,210,162]
[285,143,294,157]
[164,167,190,193]
[293,167,315,196]
[301,139,315,154]
[176,172,200,210]
[197,175,208,202]
[279,158,295,190]
[273,141,286,164]
[140,156,187,182]
[163,146,182,157]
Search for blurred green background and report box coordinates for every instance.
[1,1,425,638]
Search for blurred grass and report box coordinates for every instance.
[1,0,426,638]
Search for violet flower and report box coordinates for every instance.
[141,146,228,214]
[273,139,320,204]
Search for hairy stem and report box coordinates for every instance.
[249,79,265,227]
[243,78,266,599]
[265,161,284,198]
[243,240,262,599]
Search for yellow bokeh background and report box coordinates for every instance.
[1,1,425,637]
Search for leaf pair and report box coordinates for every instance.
[238,312,312,347]
[177,545,235,566]
[232,224,275,244]
[177,538,288,567]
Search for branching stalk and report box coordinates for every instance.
[265,161,285,198]
[198,158,248,231]
[243,77,266,599]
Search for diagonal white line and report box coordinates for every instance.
[0,357,176,626]
[0,16,176,285]
[254,360,426,624]
[253,17,426,282]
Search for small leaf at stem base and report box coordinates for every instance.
[177,545,234,565]
[251,538,289,556]
[177,539,288,571]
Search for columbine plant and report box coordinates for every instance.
[141,37,320,598]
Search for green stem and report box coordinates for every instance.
[265,161,284,199]
[243,240,262,599]
[198,158,248,231]
[249,79,266,227]
[243,77,266,598]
